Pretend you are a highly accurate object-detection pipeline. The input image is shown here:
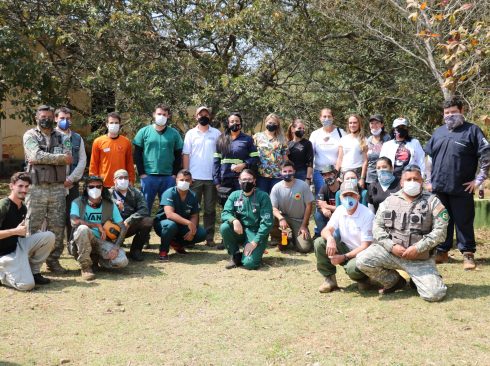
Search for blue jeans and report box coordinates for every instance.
[140,175,175,212]
[154,219,207,252]
[313,169,325,195]
[314,210,330,236]
[257,176,282,194]
[294,169,307,181]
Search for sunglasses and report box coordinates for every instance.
[88,185,103,189]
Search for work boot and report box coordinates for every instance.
[81,267,96,281]
[435,251,449,264]
[33,273,51,285]
[379,276,406,295]
[357,278,377,291]
[462,252,476,270]
[46,260,68,274]
[128,249,144,261]
[225,260,237,269]
[318,275,338,293]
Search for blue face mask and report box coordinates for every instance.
[345,178,358,186]
[58,119,70,131]
[322,119,333,127]
[377,170,395,186]
[341,196,357,210]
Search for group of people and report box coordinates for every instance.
[0,97,488,302]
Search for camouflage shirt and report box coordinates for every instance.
[23,127,71,166]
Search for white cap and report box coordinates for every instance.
[196,106,210,115]
[393,117,409,128]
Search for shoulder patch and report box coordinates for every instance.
[437,209,449,222]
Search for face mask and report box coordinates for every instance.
[341,196,358,210]
[322,119,333,127]
[38,118,54,129]
[282,173,294,182]
[155,115,167,126]
[57,119,70,131]
[377,170,395,186]
[230,124,241,132]
[344,178,358,186]
[116,178,129,190]
[177,181,190,192]
[108,124,120,134]
[266,124,278,132]
[240,181,255,193]
[324,177,336,185]
[403,181,421,196]
[371,128,382,136]
[394,128,408,140]
[88,187,102,200]
[444,114,464,130]
[294,130,305,138]
[198,116,210,126]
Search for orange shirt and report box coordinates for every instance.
[89,134,135,187]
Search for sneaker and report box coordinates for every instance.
[81,268,96,281]
[379,276,406,295]
[46,260,68,274]
[225,260,237,269]
[128,249,144,261]
[435,251,449,264]
[462,252,476,270]
[170,242,188,254]
[318,275,338,293]
[216,242,225,250]
[33,273,51,285]
[158,250,169,261]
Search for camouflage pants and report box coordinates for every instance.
[26,183,66,265]
[72,225,128,269]
[356,244,447,302]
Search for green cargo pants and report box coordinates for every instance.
[220,222,266,270]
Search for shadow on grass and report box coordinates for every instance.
[260,255,310,269]
[0,361,22,366]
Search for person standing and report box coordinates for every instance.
[133,104,183,211]
[23,104,72,273]
[367,157,401,213]
[379,117,426,179]
[0,172,55,290]
[366,114,391,188]
[55,107,87,241]
[425,97,489,270]
[310,108,346,194]
[183,106,221,246]
[286,119,313,183]
[356,165,449,302]
[253,113,289,194]
[89,112,135,188]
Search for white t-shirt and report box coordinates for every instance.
[310,127,345,170]
[339,134,365,170]
[326,203,374,251]
[183,126,221,180]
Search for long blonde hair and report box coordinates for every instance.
[264,113,287,146]
[346,114,367,151]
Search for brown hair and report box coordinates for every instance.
[107,112,121,123]
[286,118,305,141]
[11,172,32,185]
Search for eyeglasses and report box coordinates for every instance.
[88,185,103,189]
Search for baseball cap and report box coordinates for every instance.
[114,169,129,179]
[340,180,359,197]
[369,114,384,123]
[320,165,336,175]
[196,106,210,115]
[393,117,409,128]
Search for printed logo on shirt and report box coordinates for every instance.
[86,213,102,221]
[103,147,111,152]
[294,193,302,201]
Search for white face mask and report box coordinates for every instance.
[108,124,120,134]
[88,187,102,200]
[155,115,167,126]
[371,128,382,136]
[177,180,190,192]
[116,178,129,190]
[403,181,421,197]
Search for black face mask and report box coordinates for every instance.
[240,181,255,193]
[324,177,336,185]
[282,173,294,182]
[294,130,305,138]
[198,116,210,126]
[230,124,241,132]
[266,124,278,132]
[395,127,408,139]
[38,118,54,129]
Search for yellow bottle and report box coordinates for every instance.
[281,231,288,246]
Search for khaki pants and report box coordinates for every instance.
[191,180,217,242]
[0,232,55,291]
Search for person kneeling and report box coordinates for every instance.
[356,165,448,302]
[270,161,314,253]
[70,176,128,281]
[110,169,153,261]
[153,169,206,261]
[314,181,374,293]
[220,169,273,270]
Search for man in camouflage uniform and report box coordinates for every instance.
[23,105,72,273]
[356,165,449,302]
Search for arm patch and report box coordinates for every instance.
[437,209,449,222]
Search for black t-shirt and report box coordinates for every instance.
[318,184,339,206]
[367,178,401,213]
[0,198,26,256]
[287,139,313,172]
